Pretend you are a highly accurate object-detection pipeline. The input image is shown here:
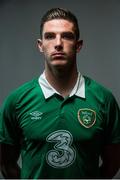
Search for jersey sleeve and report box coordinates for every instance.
[0,92,21,145]
[105,93,120,144]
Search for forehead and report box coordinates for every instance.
[43,19,75,33]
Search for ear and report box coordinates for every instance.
[37,39,44,52]
[76,40,83,53]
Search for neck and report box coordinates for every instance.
[45,65,78,97]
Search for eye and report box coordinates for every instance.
[62,32,75,40]
[44,33,55,40]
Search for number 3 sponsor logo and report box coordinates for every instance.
[46,130,76,168]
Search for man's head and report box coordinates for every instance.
[37,8,83,72]
[40,8,80,40]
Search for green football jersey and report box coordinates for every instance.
[0,75,120,179]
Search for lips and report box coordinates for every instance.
[52,52,65,56]
[51,52,66,59]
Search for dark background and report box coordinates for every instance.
[0,0,120,178]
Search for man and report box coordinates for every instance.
[0,8,120,179]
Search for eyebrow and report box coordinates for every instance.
[44,31,76,38]
[44,32,55,36]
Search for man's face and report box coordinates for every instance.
[38,19,82,69]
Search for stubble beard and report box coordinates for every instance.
[45,55,77,79]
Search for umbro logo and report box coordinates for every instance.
[30,111,43,120]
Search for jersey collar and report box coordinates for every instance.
[38,72,85,99]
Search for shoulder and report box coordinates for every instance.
[1,78,40,109]
[14,78,39,94]
[84,76,118,104]
[84,76,112,94]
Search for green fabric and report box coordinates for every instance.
[0,76,120,179]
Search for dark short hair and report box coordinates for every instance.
[40,8,80,40]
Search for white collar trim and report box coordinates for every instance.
[38,72,85,99]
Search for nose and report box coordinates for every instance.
[55,36,63,51]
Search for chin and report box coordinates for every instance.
[51,62,68,68]
[52,58,68,65]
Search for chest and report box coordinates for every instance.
[17,96,106,145]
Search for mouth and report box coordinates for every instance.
[51,52,66,59]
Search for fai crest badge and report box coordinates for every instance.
[78,108,96,128]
